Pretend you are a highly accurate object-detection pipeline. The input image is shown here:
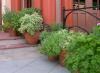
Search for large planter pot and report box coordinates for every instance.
[59,49,68,66]
[8,28,17,37]
[24,32,40,45]
[48,56,58,62]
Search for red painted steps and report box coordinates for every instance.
[0,32,34,50]
[0,44,33,50]
[0,32,21,40]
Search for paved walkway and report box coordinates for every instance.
[0,46,70,73]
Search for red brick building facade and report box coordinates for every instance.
[0,0,100,31]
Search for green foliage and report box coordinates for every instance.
[18,12,43,35]
[11,12,20,31]
[40,29,68,56]
[3,8,21,32]
[50,23,63,31]
[40,31,51,41]
[64,34,100,73]
[3,9,20,30]
[19,8,41,17]
[2,8,14,30]
[92,26,100,37]
[67,32,86,52]
[40,23,64,42]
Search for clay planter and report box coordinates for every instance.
[48,56,58,62]
[8,28,17,37]
[59,49,68,66]
[23,32,40,45]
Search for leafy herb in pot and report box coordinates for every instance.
[64,34,100,73]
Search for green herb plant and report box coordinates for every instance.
[64,34,100,73]
[40,29,68,57]
[2,8,14,31]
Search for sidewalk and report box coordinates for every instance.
[0,46,70,73]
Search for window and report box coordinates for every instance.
[93,0,100,10]
[73,0,85,9]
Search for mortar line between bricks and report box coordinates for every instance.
[11,56,43,73]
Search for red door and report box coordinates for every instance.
[72,0,100,32]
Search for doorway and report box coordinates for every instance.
[22,0,32,8]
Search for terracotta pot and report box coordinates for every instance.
[24,32,40,45]
[59,49,68,66]
[8,28,17,37]
[48,56,58,62]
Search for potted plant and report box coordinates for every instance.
[40,29,69,61]
[58,30,70,66]
[64,34,100,73]
[59,31,83,66]
[40,32,60,61]
[11,12,21,36]
[18,12,43,44]
[2,9,18,36]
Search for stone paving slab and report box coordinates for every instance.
[0,46,70,73]
[0,47,39,61]
[0,59,35,73]
[50,66,70,73]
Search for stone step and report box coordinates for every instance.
[0,32,36,50]
[0,39,26,45]
[0,32,21,40]
[0,43,34,50]
[0,36,21,40]
[0,32,22,40]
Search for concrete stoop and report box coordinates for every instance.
[0,32,33,50]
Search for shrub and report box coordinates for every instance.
[40,29,69,56]
[18,12,43,35]
[64,34,100,73]
[11,12,20,31]
[2,8,14,30]
[40,31,51,41]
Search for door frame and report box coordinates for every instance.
[22,0,32,8]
